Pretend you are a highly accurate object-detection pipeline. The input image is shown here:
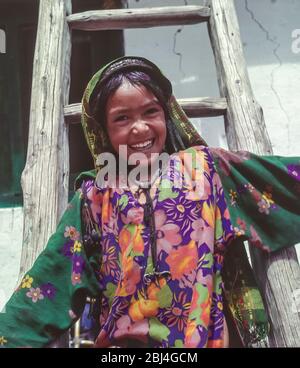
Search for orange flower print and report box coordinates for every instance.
[132,225,144,254]
[129,299,144,321]
[200,297,212,327]
[166,240,197,281]
[184,320,200,348]
[147,278,167,300]
[129,298,159,322]
[189,282,211,322]
[119,227,132,254]
[116,257,141,296]
[189,285,200,313]
[102,190,113,224]
[119,225,144,255]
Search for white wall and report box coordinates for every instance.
[1,0,300,305]
[0,208,23,310]
[125,0,300,156]
[235,0,300,157]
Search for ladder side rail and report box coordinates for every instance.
[19,0,72,279]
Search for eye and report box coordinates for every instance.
[114,115,128,123]
[145,107,159,115]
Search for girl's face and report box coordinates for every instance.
[106,80,167,167]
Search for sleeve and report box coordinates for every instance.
[0,189,101,348]
[210,147,300,253]
[212,163,236,252]
[211,151,270,347]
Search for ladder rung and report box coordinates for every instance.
[180,97,227,118]
[64,98,227,124]
[67,6,210,31]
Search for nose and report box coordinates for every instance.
[131,119,150,135]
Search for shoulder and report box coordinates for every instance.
[74,169,97,190]
[174,145,216,173]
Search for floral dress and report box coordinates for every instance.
[88,146,234,348]
[0,146,299,348]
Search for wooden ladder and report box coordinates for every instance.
[20,0,300,347]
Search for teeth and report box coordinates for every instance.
[130,139,153,149]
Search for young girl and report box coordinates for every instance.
[0,56,299,348]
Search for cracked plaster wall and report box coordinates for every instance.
[125,0,300,157]
[1,0,300,307]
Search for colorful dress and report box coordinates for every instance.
[0,146,299,348]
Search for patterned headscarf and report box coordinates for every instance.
[81,56,207,169]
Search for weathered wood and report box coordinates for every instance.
[205,0,300,347]
[181,97,227,117]
[19,0,72,278]
[67,5,210,31]
[64,97,227,124]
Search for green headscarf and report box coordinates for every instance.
[81,56,207,169]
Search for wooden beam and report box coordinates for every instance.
[19,0,72,277]
[181,97,227,117]
[64,97,227,124]
[67,5,210,31]
[205,0,300,347]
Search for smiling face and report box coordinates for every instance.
[106,80,167,167]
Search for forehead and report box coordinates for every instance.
[106,81,159,113]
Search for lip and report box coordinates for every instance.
[129,138,155,151]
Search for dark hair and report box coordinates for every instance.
[91,70,169,123]
[90,70,185,154]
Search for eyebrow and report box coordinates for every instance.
[109,99,161,115]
